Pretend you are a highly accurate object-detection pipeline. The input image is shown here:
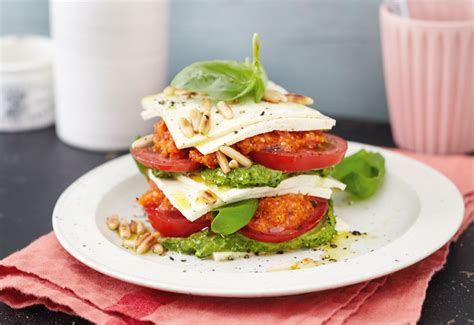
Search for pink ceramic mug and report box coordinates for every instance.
[380,0,474,154]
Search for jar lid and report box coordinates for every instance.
[0,35,53,72]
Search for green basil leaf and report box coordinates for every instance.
[332,150,385,199]
[211,199,259,235]
[152,169,182,179]
[133,158,149,177]
[171,33,267,102]
[171,60,256,101]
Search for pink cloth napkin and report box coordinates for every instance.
[1,152,473,325]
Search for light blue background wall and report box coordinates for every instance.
[0,0,388,121]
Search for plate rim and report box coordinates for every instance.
[52,142,465,297]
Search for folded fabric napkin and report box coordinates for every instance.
[1,152,473,325]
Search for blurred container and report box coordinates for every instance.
[0,36,54,132]
[380,0,474,154]
[50,0,169,151]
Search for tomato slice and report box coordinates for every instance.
[239,197,328,243]
[249,134,347,172]
[131,146,202,172]
[144,205,210,237]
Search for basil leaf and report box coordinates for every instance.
[133,159,149,177]
[211,199,259,235]
[332,150,385,199]
[171,33,267,102]
[152,169,182,179]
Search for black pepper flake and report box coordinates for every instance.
[170,101,176,108]
[260,111,265,116]
[352,230,362,236]
[169,256,175,261]
[343,247,347,250]
[234,130,238,134]
[276,250,284,255]
[158,100,165,105]
[255,252,260,256]
[330,243,338,249]
[244,254,250,259]
[181,259,187,262]
[329,258,337,262]
[212,269,215,272]
[310,200,317,208]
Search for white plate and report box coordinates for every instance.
[52,142,464,297]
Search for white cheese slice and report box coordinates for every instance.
[140,82,335,154]
[148,170,346,221]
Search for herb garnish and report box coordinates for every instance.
[171,33,267,102]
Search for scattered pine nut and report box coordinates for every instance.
[219,146,253,168]
[119,221,131,239]
[262,89,288,103]
[198,113,211,135]
[130,220,138,233]
[189,108,202,132]
[199,190,218,204]
[137,234,157,254]
[216,151,231,174]
[179,117,194,138]
[174,89,192,96]
[228,159,239,169]
[163,86,175,97]
[106,214,120,230]
[152,243,165,255]
[201,98,212,114]
[131,134,154,149]
[216,101,234,119]
[286,93,314,105]
[123,239,136,249]
[135,232,151,248]
[135,221,147,235]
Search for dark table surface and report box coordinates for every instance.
[0,119,472,324]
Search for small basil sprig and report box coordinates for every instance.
[171,33,267,102]
[211,199,259,235]
[332,150,385,199]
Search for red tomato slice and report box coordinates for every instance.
[239,197,328,243]
[144,205,210,237]
[249,134,348,172]
[131,146,202,172]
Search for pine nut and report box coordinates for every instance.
[131,134,154,149]
[286,93,314,105]
[263,89,288,103]
[199,190,218,204]
[201,98,212,114]
[137,234,157,254]
[219,146,253,168]
[163,86,175,97]
[130,220,138,233]
[179,117,194,138]
[189,108,202,132]
[198,113,211,135]
[216,101,234,119]
[152,243,165,255]
[228,159,239,169]
[123,239,136,249]
[106,214,120,230]
[119,221,131,239]
[135,232,151,248]
[174,89,192,96]
[216,151,231,174]
[130,220,147,235]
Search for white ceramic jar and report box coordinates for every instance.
[0,36,54,132]
[50,0,169,151]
